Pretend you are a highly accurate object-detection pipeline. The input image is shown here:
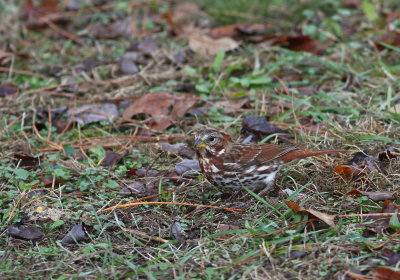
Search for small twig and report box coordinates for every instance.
[32,116,63,151]
[8,188,46,223]
[117,126,139,153]
[122,227,170,243]
[21,196,49,210]
[338,213,399,217]
[0,67,48,79]
[101,201,243,213]
[371,230,400,250]
[0,115,22,137]
[44,19,87,46]
[47,105,52,141]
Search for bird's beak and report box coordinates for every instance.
[194,139,206,150]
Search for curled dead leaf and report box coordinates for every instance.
[208,23,266,39]
[189,34,239,56]
[334,164,364,178]
[285,200,337,230]
[346,190,394,202]
[8,225,43,240]
[364,200,400,232]
[62,223,88,244]
[0,83,19,97]
[69,103,119,125]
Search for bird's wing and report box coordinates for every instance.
[224,144,299,168]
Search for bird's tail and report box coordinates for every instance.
[280,149,347,163]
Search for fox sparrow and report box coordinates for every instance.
[194,129,346,192]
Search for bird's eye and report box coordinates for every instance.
[209,136,215,142]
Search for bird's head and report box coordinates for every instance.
[194,129,232,157]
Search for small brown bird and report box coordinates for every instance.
[194,129,346,192]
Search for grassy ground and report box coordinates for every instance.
[1,0,400,279]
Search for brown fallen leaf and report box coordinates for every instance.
[89,21,132,39]
[165,2,201,34]
[375,31,400,50]
[208,23,266,39]
[22,0,69,29]
[137,37,158,54]
[170,94,198,120]
[334,164,365,179]
[8,225,43,240]
[378,147,398,161]
[122,92,197,131]
[101,151,124,167]
[0,50,12,64]
[214,98,248,114]
[242,115,286,138]
[364,200,400,232]
[122,92,174,130]
[346,190,394,202]
[175,159,201,176]
[189,34,239,56]
[69,103,119,125]
[215,224,240,240]
[285,200,337,230]
[381,248,400,266]
[158,142,195,158]
[372,267,400,280]
[13,153,42,169]
[341,0,362,9]
[62,223,88,244]
[120,52,139,74]
[347,150,369,166]
[251,34,319,54]
[0,83,19,97]
[273,35,319,54]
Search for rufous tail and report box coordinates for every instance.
[280,149,347,163]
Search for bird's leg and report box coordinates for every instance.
[257,185,274,197]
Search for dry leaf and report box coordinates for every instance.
[346,190,394,202]
[375,31,400,50]
[120,52,139,74]
[251,34,319,54]
[101,151,124,167]
[372,267,400,280]
[189,34,239,56]
[166,2,201,34]
[175,159,201,176]
[89,21,131,39]
[137,37,158,54]
[285,200,337,230]
[22,0,69,29]
[62,223,88,244]
[273,35,319,54]
[0,83,19,97]
[69,103,119,125]
[8,225,43,240]
[208,23,266,38]
[214,98,248,114]
[242,115,286,136]
[122,92,197,131]
[364,200,400,231]
[0,50,12,64]
[334,164,364,178]
[378,147,398,161]
[122,92,174,130]
[158,142,195,158]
